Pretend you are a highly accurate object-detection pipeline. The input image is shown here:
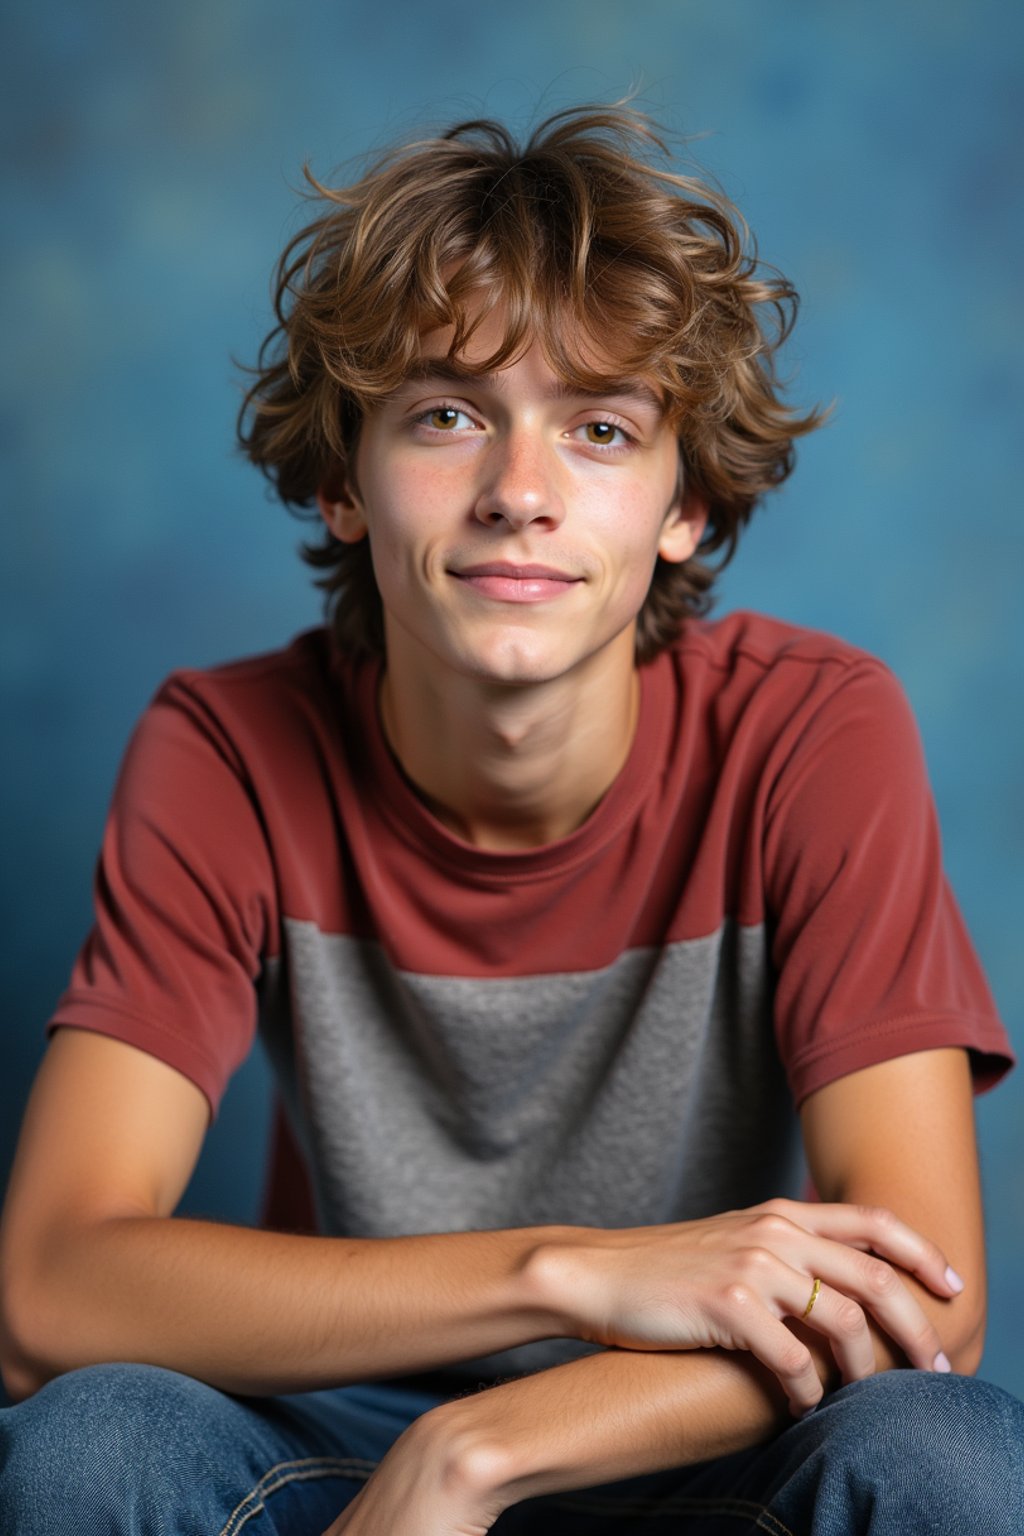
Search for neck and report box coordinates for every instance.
[378,636,641,851]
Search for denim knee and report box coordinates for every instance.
[790,1371,1024,1532]
[0,1361,248,1535]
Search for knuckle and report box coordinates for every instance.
[753,1213,793,1242]
[779,1340,814,1378]
[721,1283,754,1313]
[860,1203,897,1232]
[863,1257,898,1296]
[835,1298,867,1338]
[738,1245,774,1277]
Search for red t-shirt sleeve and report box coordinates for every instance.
[762,659,1013,1106]
[47,675,278,1116]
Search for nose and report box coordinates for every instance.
[472,428,565,532]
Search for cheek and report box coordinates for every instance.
[366,526,414,595]
[363,460,456,542]
[363,501,446,599]
[599,498,672,576]
[615,562,661,620]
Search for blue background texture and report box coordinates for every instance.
[2,1,1022,1401]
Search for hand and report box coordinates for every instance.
[532,1198,964,1417]
[321,1406,509,1536]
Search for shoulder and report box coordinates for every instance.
[155,626,339,716]
[671,608,881,680]
[139,627,365,764]
[111,627,370,816]
[666,609,909,745]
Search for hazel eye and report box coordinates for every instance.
[426,407,470,431]
[579,419,629,448]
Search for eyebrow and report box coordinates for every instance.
[396,359,665,415]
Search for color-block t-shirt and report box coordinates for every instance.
[49,611,1014,1383]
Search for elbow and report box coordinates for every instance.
[0,1302,49,1404]
[0,1255,62,1402]
[0,1350,46,1405]
[948,1313,986,1378]
[933,1281,986,1378]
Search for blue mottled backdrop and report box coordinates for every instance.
[2,0,1022,1401]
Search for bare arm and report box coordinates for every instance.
[795,1045,986,1374]
[0,1026,978,1472]
[324,1048,986,1533]
[0,1029,560,1401]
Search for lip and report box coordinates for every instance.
[450,562,582,604]
[452,562,581,580]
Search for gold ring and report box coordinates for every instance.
[802,1277,822,1318]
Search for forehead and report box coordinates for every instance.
[397,351,666,415]
[371,284,679,422]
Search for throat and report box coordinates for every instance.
[379,671,641,851]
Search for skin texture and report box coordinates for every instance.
[0,314,989,1535]
[317,313,707,850]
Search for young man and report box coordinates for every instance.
[1,106,1021,1534]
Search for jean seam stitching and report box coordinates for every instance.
[216,1456,376,1535]
[756,1512,795,1536]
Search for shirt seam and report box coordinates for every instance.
[789,1008,1006,1072]
[280,913,764,979]
[49,993,227,1082]
[673,630,877,677]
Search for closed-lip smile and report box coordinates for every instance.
[452,562,580,580]
[449,562,583,603]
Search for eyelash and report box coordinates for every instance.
[410,404,639,452]
[413,405,478,435]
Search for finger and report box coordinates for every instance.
[718,1295,826,1417]
[780,1273,876,1385]
[777,1235,946,1374]
[759,1199,963,1298]
[838,1247,946,1373]
[727,1245,877,1385]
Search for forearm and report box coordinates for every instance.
[424,1288,975,1516]
[439,1346,787,1505]
[332,1347,794,1536]
[2,1216,562,1401]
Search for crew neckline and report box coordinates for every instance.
[351,654,674,883]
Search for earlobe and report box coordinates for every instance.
[316,483,368,545]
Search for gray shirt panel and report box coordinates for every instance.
[257,915,804,1384]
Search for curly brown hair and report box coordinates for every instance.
[238,103,825,663]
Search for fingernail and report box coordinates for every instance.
[934,1352,952,1373]
[945,1266,965,1293]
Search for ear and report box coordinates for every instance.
[316,471,368,545]
[657,487,708,565]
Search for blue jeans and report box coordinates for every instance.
[1,1364,1022,1533]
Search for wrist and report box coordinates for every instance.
[405,1398,522,1520]
[518,1226,590,1341]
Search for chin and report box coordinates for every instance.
[467,658,566,689]
[454,635,576,687]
